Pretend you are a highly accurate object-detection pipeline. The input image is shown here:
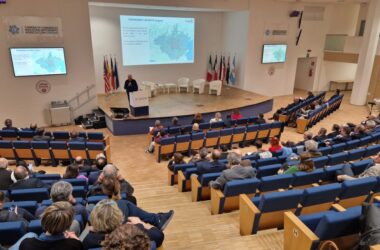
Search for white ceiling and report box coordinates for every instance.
[276,0,368,3]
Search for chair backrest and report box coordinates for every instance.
[176,134,191,143]
[158,137,176,145]
[347,148,366,162]
[64,178,87,187]
[210,80,222,87]
[192,79,205,85]
[291,168,325,187]
[350,158,374,176]
[257,164,282,178]
[178,77,190,85]
[260,174,293,192]
[323,164,345,182]
[87,132,104,141]
[1,130,18,139]
[173,163,195,174]
[339,177,377,200]
[3,201,38,214]
[312,156,329,169]
[258,189,304,213]
[200,173,220,186]
[68,141,86,150]
[364,144,380,158]
[256,157,279,167]
[52,131,70,140]
[314,206,361,240]
[35,173,61,181]
[300,183,342,207]
[327,152,348,166]
[50,141,68,149]
[10,188,49,202]
[191,132,205,141]
[31,141,50,149]
[13,141,31,149]
[223,178,260,197]
[0,221,27,245]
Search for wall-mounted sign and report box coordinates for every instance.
[36,80,51,94]
[3,16,63,42]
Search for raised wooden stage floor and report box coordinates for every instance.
[97,86,273,135]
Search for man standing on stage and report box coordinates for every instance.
[124,74,138,104]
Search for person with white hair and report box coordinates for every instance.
[302,140,322,158]
[0,158,12,189]
[209,151,257,190]
[88,164,136,204]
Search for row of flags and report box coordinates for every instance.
[103,56,120,94]
[207,54,237,85]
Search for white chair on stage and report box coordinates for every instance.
[192,79,206,94]
[142,81,158,97]
[177,77,190,93]
[209,80,222,96]
[163,83,177,93]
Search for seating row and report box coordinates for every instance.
[168,131,380,186]
[0,130,109,144]
[284,201,380,250]
[209,158,374,215]
[239,177,380,235]
[173,142,380,192]
[279,92,326,124]
[0,140,110,166]
[155,121,284,162]
[296,95,343,133]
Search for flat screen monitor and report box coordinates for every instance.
[261,44,287,64]
[10,47,67,77]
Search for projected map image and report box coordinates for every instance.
[10,48,67,77]
[262,44,287,64]
[120,15,195,66]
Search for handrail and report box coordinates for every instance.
[68,84,96,112]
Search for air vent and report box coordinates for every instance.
[303,6,325,21]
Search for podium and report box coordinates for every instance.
[129,91,149,116]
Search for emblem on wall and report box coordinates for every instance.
[35,80,51,94]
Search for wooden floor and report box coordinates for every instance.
[38,89,369,250]
[97,85,272,119]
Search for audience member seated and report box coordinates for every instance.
[146,129,168,154]
[219,145,229,160]
[209,151,257,190]
[327,124,340,139]
[170,117,180,127]
[365,120,377,134]
[9,166,48,190]
[330,89,341,100]
[2,118,18,131]
[21,123,38,131]
[253,140,273,159]
[301,140,322,158]
[330,125,352,144]
[281,141,298,159]
[351,125,367,139]
[268,137,282,154]
[35,181,85,235]
[83,200,164,249]
[19,202,83,250]
[101,224,151,250]
[0,191,35,224]
[88,164,136,204]
[296,131,313,146]
[74,156,93,173]
[149,120,164,138]
[306,91,315,99]
[167,153,186,171]
[210,112,223,123]
[32,128,51,141]
[313,127,328,142]
[0,158,12,190]
[190,123,201,134]
[337,153,380,181]
[195,149,226,175]
[95,154,108,171]
[98,179,174,232]
[256,113,266,124]
[231,109,243,120]
[63,164,88,183]
[70,131,86,142]
[192,113,204,124]
[278,154,314,175]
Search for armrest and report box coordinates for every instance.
[370,245,380,250]
[210,187,225,215]
[373,196,380,204]
[167,170,175,186]
[239,194,260,236]
[191,174,201,202]
[177,170,186,192]
[296,118,309,134]
[104,135,110,146]
[311,183,320,187]
[331,204,346,212]
[284,212,319,250]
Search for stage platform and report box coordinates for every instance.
[97,86,273,135]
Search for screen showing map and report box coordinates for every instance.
[120,15,195,66]
[262,44,287,64]
[10,48,67,77]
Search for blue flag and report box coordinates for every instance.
[114,58,120,90]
